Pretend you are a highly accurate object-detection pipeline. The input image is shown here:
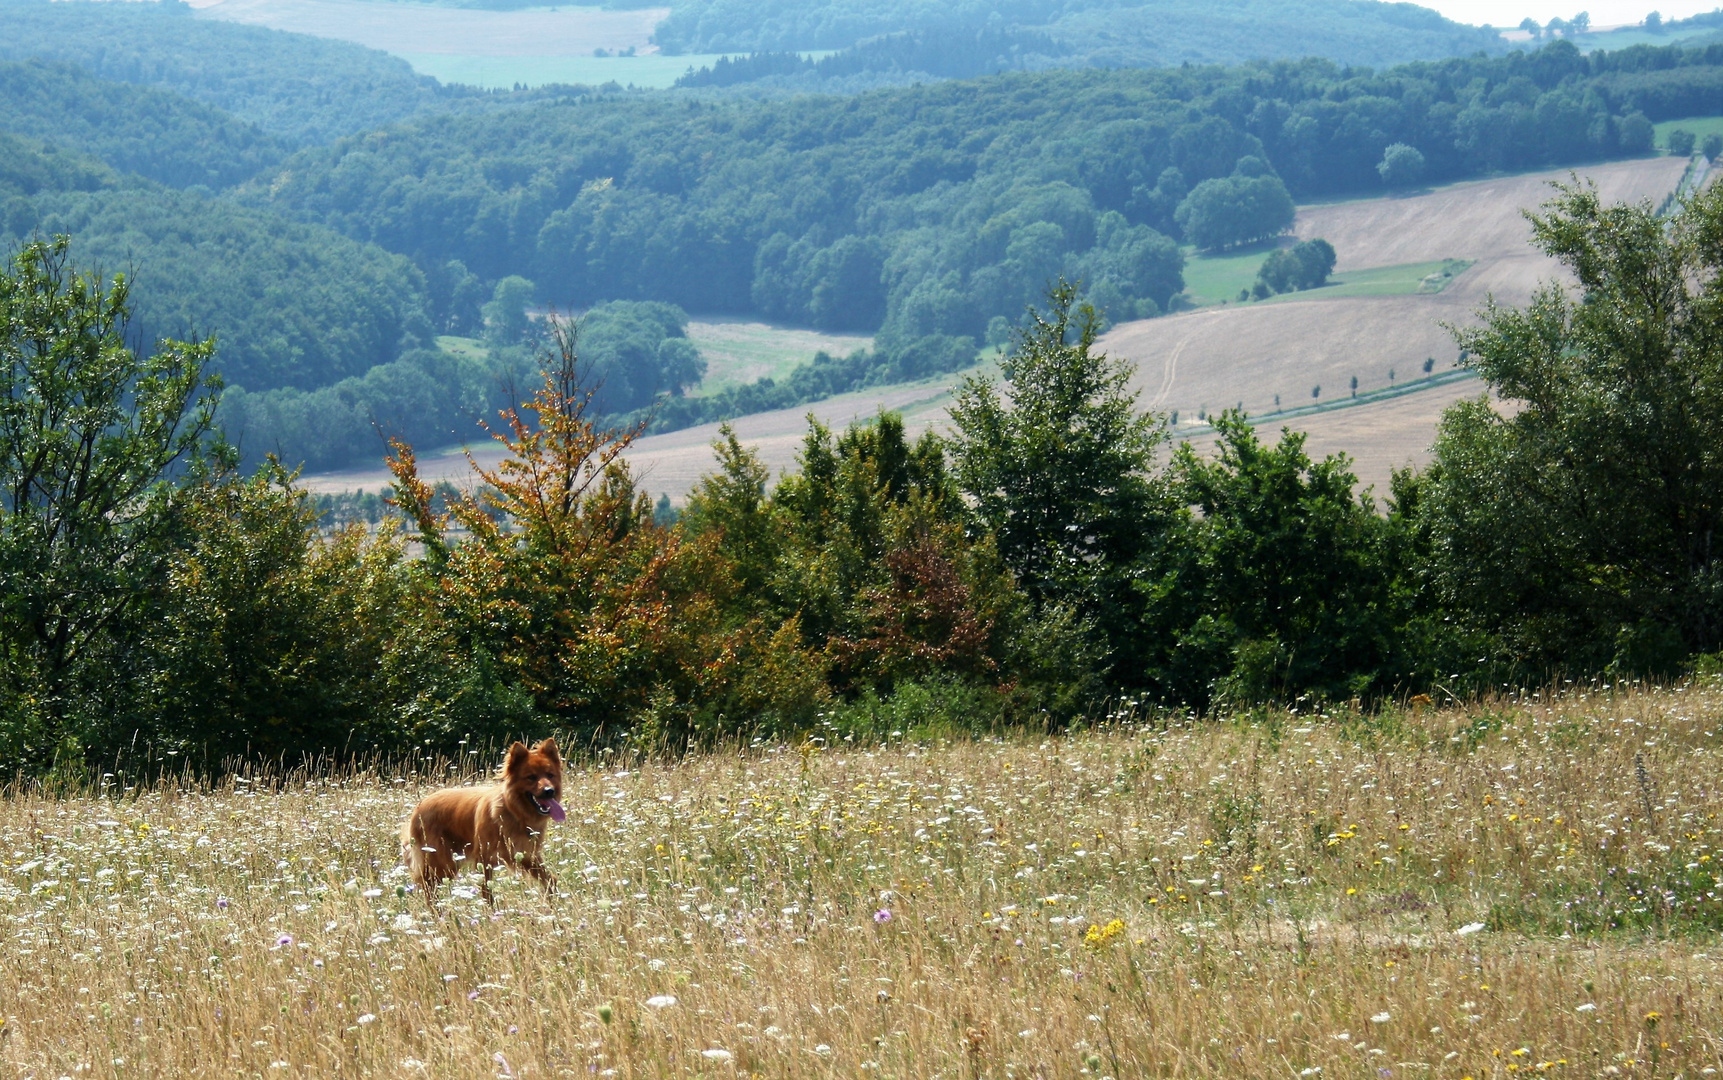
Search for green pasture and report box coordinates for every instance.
[1576,25,1722,53]
[1181,246,1471,308]
[1656,115,1723,149]
[436,334,490,359]
[683,319,873,397]
[399,52,732,90]
[1259,258,1473,303]
[1178,243,1282,305]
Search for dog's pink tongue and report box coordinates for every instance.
[547,798,566,823]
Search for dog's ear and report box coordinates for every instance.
[504,741,529,776]
[533,737,561,764]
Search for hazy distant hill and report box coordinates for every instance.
[0,59,283,190]
[655,0,1507,70]
[0,0,466,146]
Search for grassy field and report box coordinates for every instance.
[2,684,1720,1077]
[1178,243,1280,305]
[1183,251,1471,309]
[1247,259,1474,306]
[684,319,875,398]
[1656,116,1723,149]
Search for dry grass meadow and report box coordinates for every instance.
[3,683,1721,1078]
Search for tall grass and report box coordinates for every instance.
[2,684,1720,1077]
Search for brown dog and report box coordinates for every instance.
[401,738,566,903]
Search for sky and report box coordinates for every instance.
[1422,0,1719,26]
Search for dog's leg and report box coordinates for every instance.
[481,864,494,906]
[523,861,556,895]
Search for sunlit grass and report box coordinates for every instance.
[1179,242,1280,305]
[3,683,1720,1077]
[683,318,875,397]
[1654,115,1723,151]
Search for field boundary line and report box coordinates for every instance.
[1170,366,1480,438]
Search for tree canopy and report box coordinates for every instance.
[0,59,283,190]
[1422,180,1723,674]
[656,0,1506,69]
[0,0,466,146]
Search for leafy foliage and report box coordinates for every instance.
[569,301,707,413]
[949,283,1168,676]
[386,323,707,744]
[135,465,435,764]
[6,200,1723,773]
[1254,238,1337,298]
[1142,416,1407,707]
[0,132,115,205]
[259,40,1685,359]
[1377,142,1427,187]
[1423,180,1723,674]
[0,238,221,762]
[1176,169,1297,251]
[8,189,432,393]
[216,344,529,474]
[674,28,1068,88]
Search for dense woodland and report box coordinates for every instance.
[250,40,1708,382]
[0,59,283,189]
[653,0,1506,68]
[0,0,469,146]
[3,174,1720,772]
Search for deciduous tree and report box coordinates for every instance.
[1425,180,1723,673]
[0,237,220,759]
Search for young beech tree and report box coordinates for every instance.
[0,238,220,761]
[1428,180,1723,674]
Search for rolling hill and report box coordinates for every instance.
[296,155,1692,503]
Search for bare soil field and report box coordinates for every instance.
[1291,157,1685,271]
[3,686,1720,1077]
[192,0,666,58]
[1095,155,1688,485]
[299,157,1687,502]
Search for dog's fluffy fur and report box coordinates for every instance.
[401,738,565,903]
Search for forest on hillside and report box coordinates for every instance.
[651,0,1506,68]
[5,0,1723,474]
[0,0,469,145]
[256,41,1701,348]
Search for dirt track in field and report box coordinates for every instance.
[299,157,1689,501]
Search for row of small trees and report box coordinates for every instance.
[2,178,1720,773]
